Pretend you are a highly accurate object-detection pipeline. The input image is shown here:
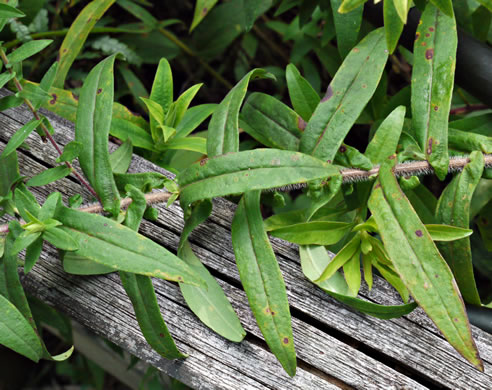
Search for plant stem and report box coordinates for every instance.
[449,104,489,116]
[157,27,233,90]
[3,26,149,49]
[0,48,102,204]
[0,192,172,235]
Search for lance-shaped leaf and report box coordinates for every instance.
[425,224,473,241]
[269,221,353,245]
[365,106,405,164]
[429,0,454,16]
[0,4,25,19]
[231,190,296,376]
[299,28,388,162]
[435,151,484,305]
[338,0,368,13]
[300,245,417,319]
[177,199,246,342]
[241,92,303,151]
[1,118,42,158]
[26,166,71,187]
[190,0,219,32]
[119,186,186,359]
[53,205,205,287]
[448,128,492,154]
[177,149,338,209]
[411,3,457,180]
[285,63,320,122]
[75,55,120,215]
[109,138,133,174]
[368,156,483,371]
[384,0,404,55]
[207,69,273,158]
[331,0,363,58]
[0,295,43,362]
[4,222,74,362]
[53,0,116,88]
[7,40,52,64]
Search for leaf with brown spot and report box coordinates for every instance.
[368,157,483,371]
[411,3,457,180]
[232,190,296,376]
[299,28,388,162]
[435,151,484,305]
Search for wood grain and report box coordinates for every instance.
[1,88,491,389]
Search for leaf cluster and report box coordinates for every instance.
[0,0,492,378]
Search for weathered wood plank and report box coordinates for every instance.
[1,88,491,389]
[0,135,425,390]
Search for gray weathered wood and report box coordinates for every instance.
[1,88,491,389]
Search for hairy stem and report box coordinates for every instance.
[0,192,171,234]
[0,48,102,204]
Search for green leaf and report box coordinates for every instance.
[0,118,42,158]
[117,0,158,28]
[0,294,43,362]
[190,0,219,32]
[285,63,320,122]
[429,0,454,16]
[411,3,457,180]
[338,0,367,13]
[384,0,404,54]
[368,156,483,371]
[0,4,25,19]
[231,190,296,376]
[56,141,82,163]
[34,61,58,110]
[316,234,360,282]
[109,138,133,174]
[299,28,388,162]
[207,68,273,158]
[42,227,79,252]
[140,96,172,143]
[175,103,216,138]
[300,245,417,319]
[75,55,120,215]
[334,143,372,170]
[16,84,52,106]
[435,151,484,305]
[157,137,206,154]
[7,39,52,64]
[269,221,353,245]
[330,0,363,58]
[342,245,362,295]
[0,95,24,111]
[241,92,303,151]
[53,205,205,287]
[118,186,185,359]
[0,152,21,198]
[167,83,203,128]
[448,128,492,154]
[119,272,186,359]
[53,0,116,88]
[11,231,42,255]
[28,296,73,344]
[119,66,149,111]
[476,0,492,12]
[0,72,15,89]
[179,241,246,342]
[177,149,338,209]
[62,251,114,275]
[392,0,409,23]
[150,58,173,117]
[110,118,155,151]
[114,172,166,193]
[365,106,405,164]
[24,236,42,274]
[425,224,473,241]
[26,165,71,187]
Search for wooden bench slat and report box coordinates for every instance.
[1,89,491,389]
